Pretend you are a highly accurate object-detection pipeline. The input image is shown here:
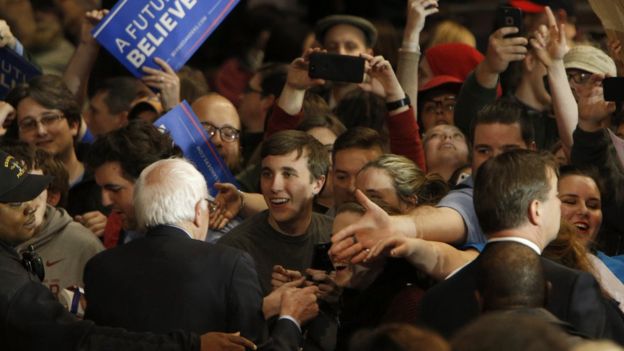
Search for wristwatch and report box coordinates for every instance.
[386,94,411,110]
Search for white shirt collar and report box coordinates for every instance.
[487,237,542,255]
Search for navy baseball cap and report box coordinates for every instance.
[0,150,52,203]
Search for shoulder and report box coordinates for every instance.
[218,212,270,246]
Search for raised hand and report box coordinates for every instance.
[286,47,327,91]
[530,6,568,68]
[209,183,243,230]
[142,57,180,111]
[404,0,440,43]
[80,10,109,47]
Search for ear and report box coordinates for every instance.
[46,190,61,207]
[312,175,326,196]
[528,199,540,226]
[193,200,205,228]
[69,118,80,137]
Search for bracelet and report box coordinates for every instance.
[237,189,245,213]
[386,94,411,111]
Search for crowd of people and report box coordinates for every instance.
[1,0,624,350]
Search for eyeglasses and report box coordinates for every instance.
[18,113,65,133]
[567,71,593,85]
[201,122,240,143]
[21,245,45,281]
[423,99,456,114]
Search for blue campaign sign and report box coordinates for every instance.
[154,101,238,196]
[92,0,239,78]
[0,47,41,99]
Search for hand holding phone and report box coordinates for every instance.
[495,6,523,37]
[308,53,365,83]
[310,242,335,272]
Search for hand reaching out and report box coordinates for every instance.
[529,6,568,68]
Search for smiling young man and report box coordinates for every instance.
[219,130,331,294]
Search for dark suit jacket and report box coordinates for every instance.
[84,225,300,349]
[419,254,624,344]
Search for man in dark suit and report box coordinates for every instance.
[418,150,624,343]
[84,158,319,350]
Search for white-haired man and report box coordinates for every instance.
[84,158,318,350]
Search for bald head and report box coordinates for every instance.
[191,93,241,171]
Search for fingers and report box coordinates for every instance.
[226,333,256,350]
[154,57,176,74]
[544,6,557,29]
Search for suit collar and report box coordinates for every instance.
[146,225,194,240]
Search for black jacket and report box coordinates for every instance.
[0,240,199,351]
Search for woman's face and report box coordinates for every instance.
[558,174,603,245]
[356,167,404,212]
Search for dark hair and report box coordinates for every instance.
[477,242,546,311]
[543,221,595,275]
[36,149,69,208]
[261,130,329,181]
[94,76,144,115]
[451,312,569,351]
[350,324,450,351]
[469,98,535,147]
[263,19,311,64]
[558,165,604,195]
[297,113,347,139]
[5,75,81,139]
[474,150,557,234]
[332,127,386,160]
[334,89,388,141]
[85,120,182,181]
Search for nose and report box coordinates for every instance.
[211,132,223,147]
[101,190,113,207]
[36,121,47,135]
[337,45,347,56]
[577,202,590,216]
[23,201,36,216]
[270,175,283,193]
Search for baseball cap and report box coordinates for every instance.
[509,0,575,16]
[314,15,378,48]
[0,150,52,203]
[564,45,617,77]
[419,75,464,95]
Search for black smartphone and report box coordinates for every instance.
[310,242,335,272]
[495,6,524,37]
[308,53,365,83]
[603,77,624,102]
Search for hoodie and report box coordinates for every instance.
[17,205,104,298]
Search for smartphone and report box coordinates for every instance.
[310,242,335,272]
[603,77,624,102]
[308,53,365,83]
[495,6,524,37]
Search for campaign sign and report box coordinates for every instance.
[0,47,41,99]
[154,101,238,196]
[92,0,239,78]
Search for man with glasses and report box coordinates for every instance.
[192,93,243,174]
[0,149,257,350]
[5,75,108,236]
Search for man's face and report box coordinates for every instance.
[0,199,40,245]
[333,147,383,208]
[17,97,78,158]
[84,91,127,138]
[541,168,562,244]
[192,98,242,171]
[424,124,468,170]
[261,150,324,234]
[421,93,457,132]
[94,162,136,230]
[323,24,372,57]
[472,122,529,173]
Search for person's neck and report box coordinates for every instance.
[514,82,549,112]
[488,227,548,251]
[427,163,458,182]
[268,208,313,237]
[62,150,84,186]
